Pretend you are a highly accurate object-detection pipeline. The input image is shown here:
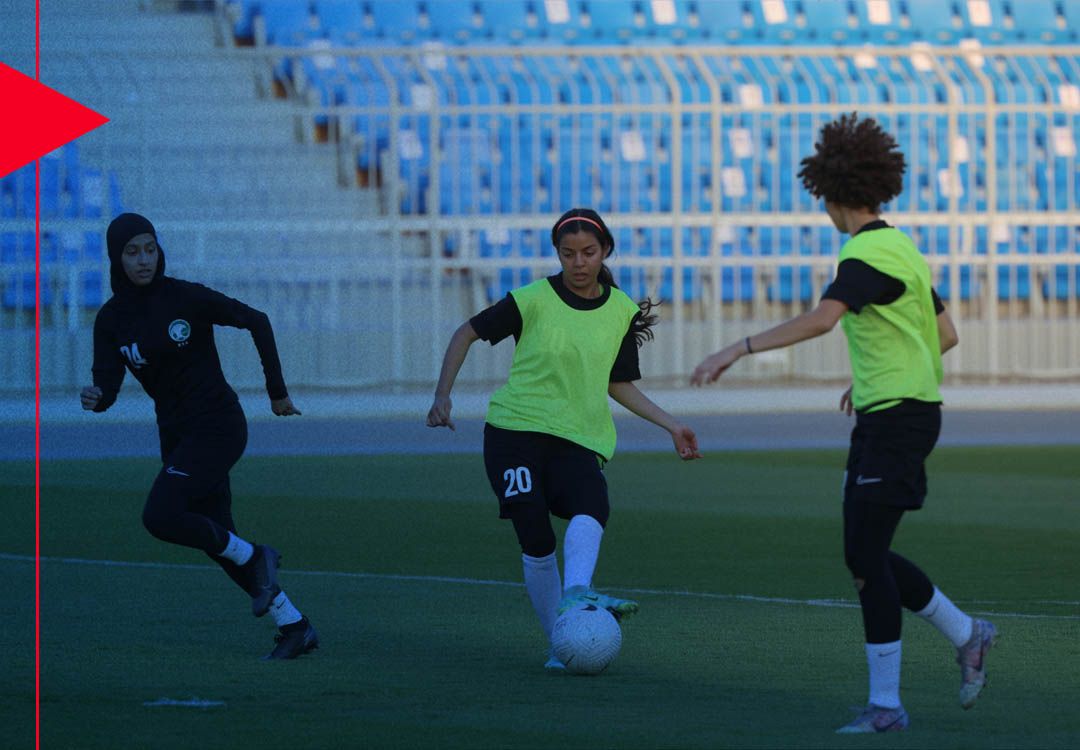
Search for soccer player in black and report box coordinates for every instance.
[691,115,996,732]
[79,212,317,660]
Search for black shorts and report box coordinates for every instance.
[483,423,609,524]
[844,400,941,509]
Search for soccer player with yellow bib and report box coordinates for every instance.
[428,208,702,671]
[691,115,997,733]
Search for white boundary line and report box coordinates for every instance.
[3,553,1077,621]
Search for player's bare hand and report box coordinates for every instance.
[427,394,455,430]
[690,344,742,386]
[271,396,302,416]
[79,385,102,411]
[839,385,854,416]
[671,424,703,460]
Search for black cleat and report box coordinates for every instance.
[264,618,319,660]
[248,544,281,617]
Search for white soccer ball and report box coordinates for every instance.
[550,603,622,675]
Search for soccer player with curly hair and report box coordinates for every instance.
[691,113,997,733]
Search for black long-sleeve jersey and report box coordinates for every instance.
[91,277,288,428]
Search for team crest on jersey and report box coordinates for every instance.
[168,319,191,343]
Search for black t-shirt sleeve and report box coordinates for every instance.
[189,283,289,400]
[931,288,945,314]
[469,294,523,345]
[821,259,906,313]
[90,307,125,412]
[609,313,642,382]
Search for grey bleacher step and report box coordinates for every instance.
[125,185,374,211]
[39,0,378,226]
[100,150,343,177]
[41,12,218,53]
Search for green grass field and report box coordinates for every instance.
[3,446,1079,749]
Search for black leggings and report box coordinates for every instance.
[843,500,935,643]
[141,410,255,594]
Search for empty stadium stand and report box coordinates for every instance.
[1,145,118,310]
[220,0,1079,305]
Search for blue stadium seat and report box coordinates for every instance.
[480,228,539,301]
[260,0,316,45]
[18,167,35,218]
[424,1,482,44]
[934,266,974,302]
[438,124,495,214]
[1,233,25,264]
[3,275,39,310]
[368,1,423,43]
[996,264,1031,300]
[902,0,962,43]
[39,154,62,219]
[392,111,433,212]
[0,173,15,219]
[713,226,755,302]
[77,167,106,219]
[577,0,644,44]
[690,0,754,43]
[476,0,547,43]
[316,0,368,43]
[537,0,586,43]
[229,0,261,43]
[793,0,857,45]
[1005,0,1078,43]
[63,270,106,308]
[1045,264,1080,299]
[1,232,43,310]
[108,171,124,216]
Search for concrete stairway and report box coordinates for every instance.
[38,1,379,238]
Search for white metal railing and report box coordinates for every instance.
[2,43,1079,393]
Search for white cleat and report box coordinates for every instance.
[557,585,639,620]
[835,704,910,734]
[957,618,998,709]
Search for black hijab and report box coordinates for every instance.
[106,212,166,295]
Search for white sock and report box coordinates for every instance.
[865,640,903,709]
[916,587,974,647]
[268,591,303,628]
[218,531,254,566]
[522,552,562,640]
[563,514,603,591]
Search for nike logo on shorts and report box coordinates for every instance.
[855,475,883,485]
[166,466,190,477]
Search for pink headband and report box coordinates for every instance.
[555,215,605,234]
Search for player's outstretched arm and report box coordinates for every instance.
[427,321,480,431]
[608,381,702,460]
[691,299,848,385]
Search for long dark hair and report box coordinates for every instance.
[550,208,657,347]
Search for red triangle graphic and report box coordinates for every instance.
[0,61,109,178]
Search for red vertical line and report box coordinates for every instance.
[35,0,43,748]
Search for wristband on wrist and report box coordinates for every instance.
[744,336,753,355]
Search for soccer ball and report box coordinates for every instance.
[550,603,622,675]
